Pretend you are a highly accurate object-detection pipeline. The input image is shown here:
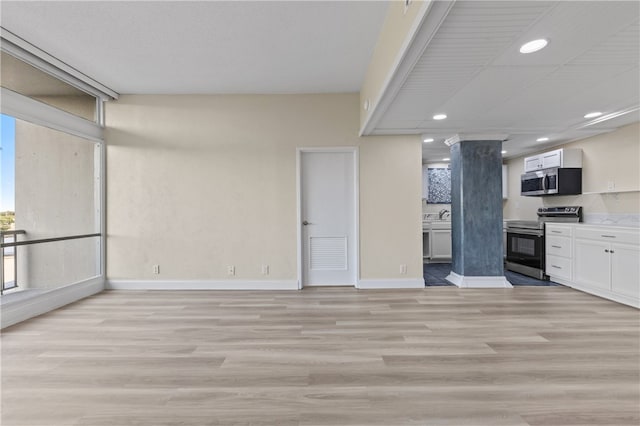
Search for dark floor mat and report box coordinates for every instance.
[423,263,558,286]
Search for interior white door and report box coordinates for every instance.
[301,150,356,286]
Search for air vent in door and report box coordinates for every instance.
[310,237,347,270]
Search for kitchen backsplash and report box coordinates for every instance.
[422,199,450,214]
[504,190,640,221]
[583,213,640,227]
[428,191,639,226]
[425,168,451,204]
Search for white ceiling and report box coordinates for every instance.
[1,1,638,162]
[0,1,389,94]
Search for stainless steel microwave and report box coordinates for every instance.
[521,167,582,196]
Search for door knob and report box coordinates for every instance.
[302,220,313,226]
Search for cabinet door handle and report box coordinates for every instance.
[601,235,616,238]
[551,245,562,248]
[610,250,615,254]
[551,265,562,269]
[604,249,610,253]
[551,230,562,234]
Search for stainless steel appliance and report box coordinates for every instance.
[521,167,582,196]
[505,206,582,279]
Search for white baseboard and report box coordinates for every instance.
[446,272,513,288]
[357,278,425,289]
[1,277,104,329]
[565,282,639,309]
[106,279,299,291]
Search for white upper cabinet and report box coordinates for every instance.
[525,156,542,172]
[541,150,562,169]
[524,148,582,172]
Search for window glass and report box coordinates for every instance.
[2,114,100,292]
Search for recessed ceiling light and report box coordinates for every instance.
[584,111,603,119]
[537,137,549,142]
[433,114,447,120]
[423,138,434,143]
[443,157,450,161]
[520,38,548,54]
[501,150,507,154]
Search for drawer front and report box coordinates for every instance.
[546,226,572,237]
[546,255,572,281]
[546,235,571,258]
[574,227,640,245]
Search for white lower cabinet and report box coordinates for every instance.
[546,224,639,308]
[430,229,452,260]
[422,230,430,261]
[545,225,573,283]
[572,226,639,308]
[423,223,452,263]
[574,238,612,291]
[546,255,572,282]
[610,243,640,299]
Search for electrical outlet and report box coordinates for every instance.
[607,181,615,191]
[227,265,235,276]
[261,264,269,275]
[400,264,407,275]
[152,264,160,274]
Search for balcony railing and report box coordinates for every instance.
[1,230,25,294]
[0,230,100,294]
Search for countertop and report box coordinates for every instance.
[422,213,452,231]
[553,222,640,230]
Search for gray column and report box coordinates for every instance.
[445,135,511,288]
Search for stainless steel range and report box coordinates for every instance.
[505,206,583,280]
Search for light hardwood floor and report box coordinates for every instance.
[1,286,639,426]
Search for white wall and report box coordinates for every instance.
[105,94,423,283]
[504,122,640,221]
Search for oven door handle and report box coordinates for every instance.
[507,228,544,236]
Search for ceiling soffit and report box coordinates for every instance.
[364,1,640,161]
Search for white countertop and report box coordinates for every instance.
[503,214,640,229]
[561,222,640,230]
[422,219,451,231]
[543,222,639,233]
[423,213,451,221]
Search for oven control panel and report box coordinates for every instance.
[537,206,583,222]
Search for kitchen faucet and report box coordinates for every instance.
[439,208,450,219]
